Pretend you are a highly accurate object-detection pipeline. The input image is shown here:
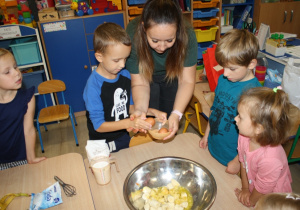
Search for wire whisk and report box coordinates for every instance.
[54,176,76,197]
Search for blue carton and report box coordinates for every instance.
[193,8,219,19]
[127,0,147,5]
[198,41,213,59]
[22,70,45,93]
[9,39,41,66]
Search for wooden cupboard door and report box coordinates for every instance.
[40,19,91,113]
[258,2,286,33]
[281,2,300,37]
[256,2,300,37]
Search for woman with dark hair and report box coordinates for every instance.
[126,0,198,139]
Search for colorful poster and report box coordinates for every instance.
[0,26,21,39]
[43,21,67,33]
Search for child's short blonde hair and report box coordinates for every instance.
[255,193,300,210]
[0,48,12,57]
[93,22,131,54]
[215,29,259,67]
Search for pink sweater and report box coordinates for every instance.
[237,135,292,194]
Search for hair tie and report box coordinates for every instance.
[273,86,282,93]
[286,194,300,200]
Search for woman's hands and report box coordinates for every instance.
[128,108,167,134]
[162,112,180,140]
[149,108,167,123]
[128,117,152,131]
[128,110,148,133]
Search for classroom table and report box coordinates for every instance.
[0,153,95,210]
[85,133,248,210]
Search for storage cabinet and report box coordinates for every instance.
[38,12,125,113]
[122,0,194,25]
[122,0,257,43]
[253,1,300,37]
[193,0,221,43]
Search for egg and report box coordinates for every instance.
[145,117,155,126]
[158,128,168,133]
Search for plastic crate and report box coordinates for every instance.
[194,26,218,42]
[129,16,137,21]
[197,41,213,59]
[127,0,146,5]
[193,0,219,9]
[193,8,219,19]
[14,37,33,44]
[22,70,45,93]
[193,17,218,27]
[128,6,143,15]
[9,39,41,66]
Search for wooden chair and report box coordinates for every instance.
[286,125,300,163]
[36,80,79,153]
[283,104,300,163]
[183,95,208,136]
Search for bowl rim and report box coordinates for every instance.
[123,156,217,210]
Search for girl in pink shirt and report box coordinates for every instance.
[234,87,292,207]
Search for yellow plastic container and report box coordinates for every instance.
[128,6,143,15]
[194,26,218,42]
[193,17,218,28]
[193,0,219,9]
[129,16,138,21]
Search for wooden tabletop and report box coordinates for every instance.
[194,83,212,118]
[0,153,95,210]
[84,133,248,210]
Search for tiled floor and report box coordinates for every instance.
[35,115,300,194]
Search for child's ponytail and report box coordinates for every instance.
[270,88,291,145]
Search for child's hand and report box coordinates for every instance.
[28,156,47,164]
[130,110,147,121]
[234,188,251,207]
[127,115,139,133]
[128,110,147,133]
[129,117,152,132]
[199,137,208,149]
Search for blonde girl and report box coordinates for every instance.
[0,48,46,170]
[234,87,292,207]
[255,193,300,210]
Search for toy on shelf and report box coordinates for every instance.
[17,1,35,27]
[0,0,9,22]
[108,0,122,10]
[71,0,93,16]
[265,34,287,57]
[0,0,19,24]
[270,33,286,47]
[90,0,119,14]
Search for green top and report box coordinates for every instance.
[125,17,198,75]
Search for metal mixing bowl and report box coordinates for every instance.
[123,156,217,210]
